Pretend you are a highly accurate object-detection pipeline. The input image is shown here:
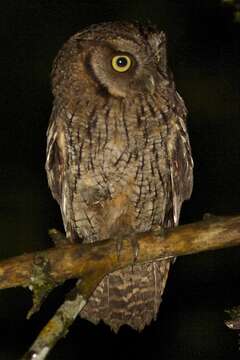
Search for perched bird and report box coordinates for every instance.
[46,21,193,332]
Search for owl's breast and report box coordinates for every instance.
[63,98,174,241]
[72,130,171,239]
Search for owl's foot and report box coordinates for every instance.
[48,228,69,246]
[48,228,82,245]
[152,225,165,237]
[130,236,140,262]
[116,238,123,261]
[116,235,140,263]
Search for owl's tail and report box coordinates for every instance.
[80,259,171,332]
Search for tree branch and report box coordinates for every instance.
[0,215,240,359]
[1,215,240,291]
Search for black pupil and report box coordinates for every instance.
[116,57,128,67]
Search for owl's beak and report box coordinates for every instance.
[145,75,155,95]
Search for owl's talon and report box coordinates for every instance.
[152,226,165,237]
[116,238,123,261]
[116,236,139,263]
[131,236,140,263]
[48,228,69,246]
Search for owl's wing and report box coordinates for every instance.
[168,112,193,225]
[45,105,66,204]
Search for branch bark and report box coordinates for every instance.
[1,215,240,291]
[0,215,240,359]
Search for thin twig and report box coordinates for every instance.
[22,281,91,360]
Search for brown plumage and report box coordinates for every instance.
[45,21,193,332]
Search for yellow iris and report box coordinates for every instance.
[111,55,132,72]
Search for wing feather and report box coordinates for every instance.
[168,112,193,225]
[45,105,66,203]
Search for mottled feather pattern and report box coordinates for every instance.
[46,22,193,331]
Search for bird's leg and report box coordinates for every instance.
[151,223,165,236]
[49,228,81,246]
[116,233,140,264]
[130,235,140,262]
[116,237,123,261]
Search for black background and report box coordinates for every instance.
[1,1,240,359]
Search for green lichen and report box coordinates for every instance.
[27,254,59,319]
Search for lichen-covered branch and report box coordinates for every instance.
[22,285,88,360]
[1,215,240,359]
[1,215,240,292]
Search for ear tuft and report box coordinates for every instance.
[149,31,167,74]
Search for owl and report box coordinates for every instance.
[46,21,193,332]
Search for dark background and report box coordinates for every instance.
[1,0,240,359]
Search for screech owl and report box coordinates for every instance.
[46,21,193,332]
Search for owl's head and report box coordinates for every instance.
[52,22,169,99]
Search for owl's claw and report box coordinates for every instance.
[131,236,140,263]
[48,228,69,246]
[152,226,165,237]
[116,235,140,263]
[116,238,123,261]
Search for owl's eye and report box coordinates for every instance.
[111,55,132,72]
